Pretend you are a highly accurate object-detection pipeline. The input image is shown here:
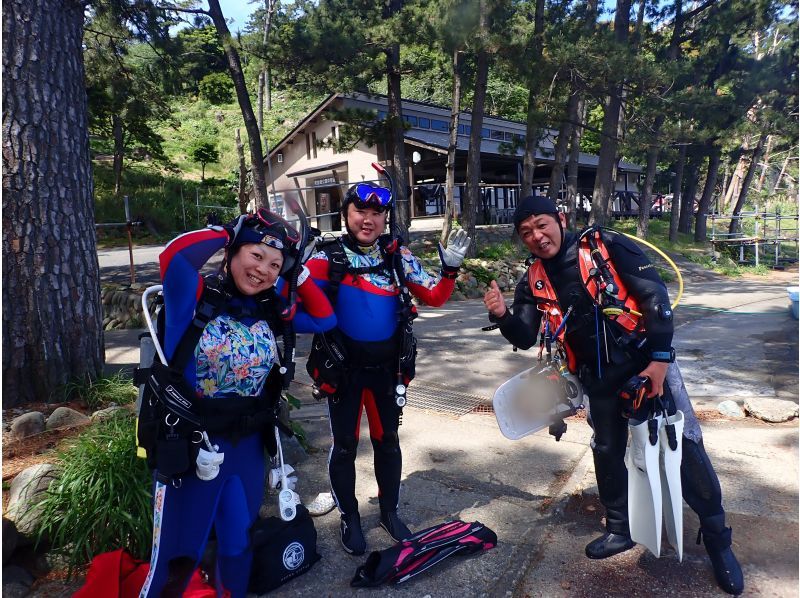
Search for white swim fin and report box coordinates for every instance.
[627,415,663,557]
[660,410,685,561]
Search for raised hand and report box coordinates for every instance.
[438,228,471,271]
[483,280,507,318]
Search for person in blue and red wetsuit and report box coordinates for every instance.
[305,183,471,555]
[138,209,335,598]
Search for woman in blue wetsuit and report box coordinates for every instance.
[138,210,335,597]
[305,183,470,556]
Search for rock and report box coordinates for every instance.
[3,518,18,565]
[744,397,799,423]
[6,464,60,536]
[10,412,45,440]
[45,406,89,430]
[717,400,745,418]
[450,290,466,301]
[91,405,128,422]
[3,565,34,587]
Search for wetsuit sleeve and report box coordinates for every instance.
[158,227,229,360]
[492,270,542,350]
[400,246,455,307]
[606,233,673,354]
[292,276,336,333]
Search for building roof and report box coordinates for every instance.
[267,92,642,174]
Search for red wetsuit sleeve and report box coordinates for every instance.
[407,276,456,307]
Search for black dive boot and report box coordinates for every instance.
[585,532,635,559]
[379,510,412,542]
[698,514,744,595]
[340,512,366,555]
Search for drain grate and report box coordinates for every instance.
[407,381,491,416]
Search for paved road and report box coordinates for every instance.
[94,257,799,598]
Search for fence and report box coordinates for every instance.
[709,206,799,267]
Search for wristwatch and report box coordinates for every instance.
[651,347,676,363]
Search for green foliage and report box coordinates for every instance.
[59,372,137,410]
[199,72,234,105]
[475,240,526,261]
[34,414,153,576]
[190,141,220,168]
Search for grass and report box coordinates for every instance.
[605,217,793,278]
[59,372,138,411]
[33,413,153,576]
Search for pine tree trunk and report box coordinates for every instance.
[678,150,699,234]
[521,0,545,197]
[729,132,767,235]
[589,0,631,225]
[386,42,409,240]
[442,49,463,246]
[3,0,104,407]
[547,93,578,203]
[112,114,124,197]
[668,144,687,242]
[236,129,248,214]
[566,97,585,231]
[207,0,270,210]
[695,144,721,242]
[637,143,660,238]
[464,46,489,258]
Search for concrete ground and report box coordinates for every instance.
[98,256,798,597]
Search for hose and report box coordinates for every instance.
[617,231,684,310]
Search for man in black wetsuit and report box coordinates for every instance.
[483,195,743,595]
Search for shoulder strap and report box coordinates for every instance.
[170,275,230,371]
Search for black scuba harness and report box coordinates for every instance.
[135,275,291,486]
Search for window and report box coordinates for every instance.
[311,132,318,158]
[491,129,505,141]
[418,117,430,129]
[305,134,311,160]
[463,125,471,135]
[481,128,490,139]
[504,132,514,142]
[431,119,448,132]
[377,110,387,121]
[277,152,284,164]
[404,114,418,127]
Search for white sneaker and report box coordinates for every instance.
[304,492,336,516]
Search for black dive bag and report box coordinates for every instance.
[248,505,321,594]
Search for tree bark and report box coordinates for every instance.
[565,97,585,230]
[589,0,631,225]
[386,41,410,240]
[756,134,772,191]
[112,113,124,197]
[668,144,687,242]
[442,48,463,246]
[3,0,104,407]
[728,132,767,235]
[636,141,660,238]
[207,0,271,210]
[521,0,545,197]
[236,129,248,214]
[464,45,489,257]
[694,143,721,242]
[678,150,699,234]
[547,93,578,204]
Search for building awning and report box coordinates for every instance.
[286,160,349,178]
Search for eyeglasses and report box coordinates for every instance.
[251,208,300,246]
[353,183,392,208]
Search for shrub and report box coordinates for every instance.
[199,72,234,105]
[34,413,153,576]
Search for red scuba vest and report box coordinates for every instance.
[527,231,644,372]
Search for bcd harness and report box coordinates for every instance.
[528,226,645,378]
[135,275,291,486]
[306,235,417,408]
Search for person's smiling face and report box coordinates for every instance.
[346,203,387,245]
[517,212,566,259]
[229,243,284,295]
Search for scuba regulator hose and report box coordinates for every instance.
[580,227,684,316]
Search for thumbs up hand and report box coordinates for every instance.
[483,280,507,318]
